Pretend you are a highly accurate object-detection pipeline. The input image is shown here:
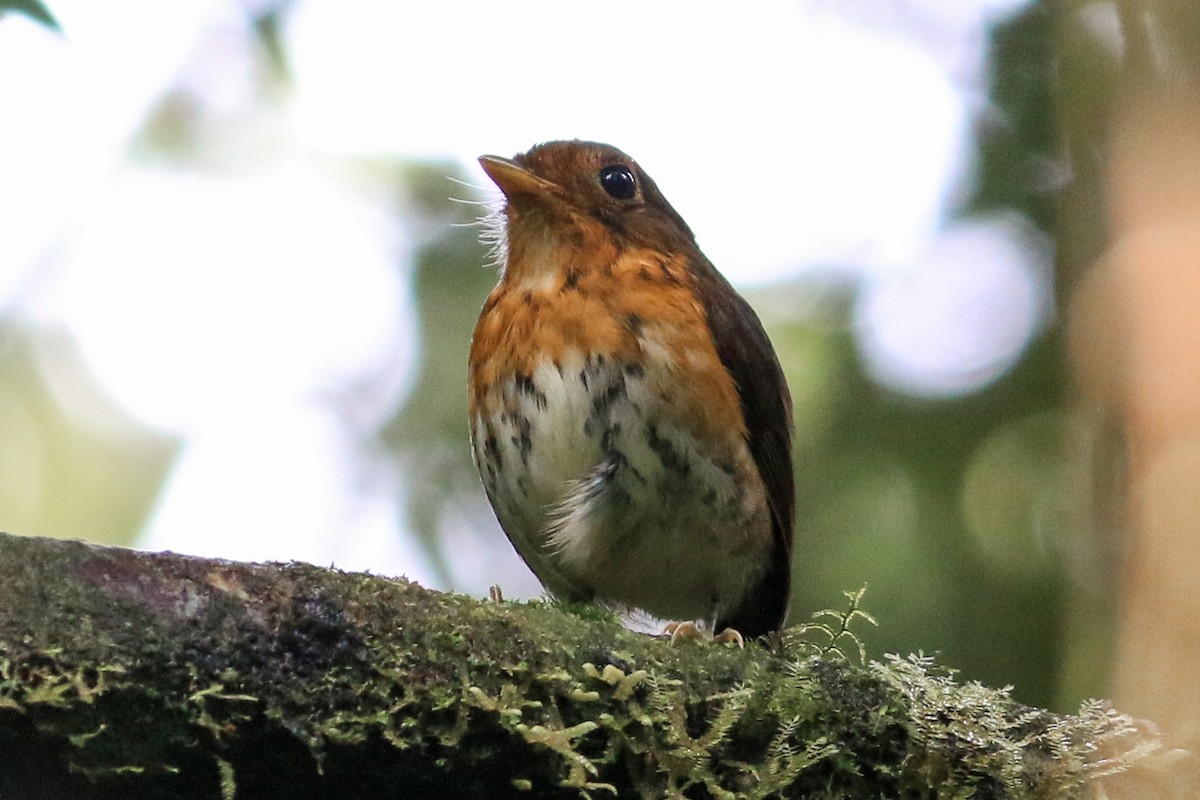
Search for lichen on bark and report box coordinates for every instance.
[0,532,1165,798]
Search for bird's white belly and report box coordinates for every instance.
[472,348,769,622]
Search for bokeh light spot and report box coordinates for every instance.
[853,213,1053,398]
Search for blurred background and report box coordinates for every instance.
[3,0,1199,738]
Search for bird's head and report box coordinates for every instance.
[479,140,696,282]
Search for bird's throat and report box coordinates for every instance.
[502,208,617,294]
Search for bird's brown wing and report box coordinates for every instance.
[691,257,795,638]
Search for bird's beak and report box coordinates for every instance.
[478,155,558,199]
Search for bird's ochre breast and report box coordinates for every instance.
[468,247,747,457]
[468,246,774,617]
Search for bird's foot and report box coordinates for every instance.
[712,627,745,647]
[664,620,701,644]
[664,621,744,648]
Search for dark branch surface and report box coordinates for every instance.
[0,532,1161,799]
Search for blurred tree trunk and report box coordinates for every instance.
[0,531,1173,799]
[1065,0,1200,750]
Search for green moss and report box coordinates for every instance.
[0,534,1163,798]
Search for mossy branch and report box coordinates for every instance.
[0,531,1172,799]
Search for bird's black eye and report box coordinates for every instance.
[599,164,637,200]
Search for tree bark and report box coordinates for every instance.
[0,531,1173,799]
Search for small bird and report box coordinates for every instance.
[468,140,794,640]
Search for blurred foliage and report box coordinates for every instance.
[379,162,498,584]
[0,325,177,544]
[1058,1,1122,293]
[0,0,59,31]
[249,1,295,85]
[970,3,1057,233]
[788,1,1115,712]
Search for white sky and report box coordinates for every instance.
[0,0,1042,593]
[287,1,965,282]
